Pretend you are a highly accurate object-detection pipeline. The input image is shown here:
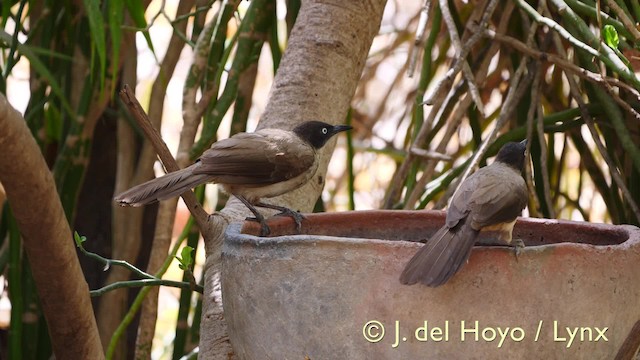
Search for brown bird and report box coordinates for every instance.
[115,121,352,235]
[400,140,529,287]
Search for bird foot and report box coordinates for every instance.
[245,216,271,236]
[255,202,306,233]
[274,209,306,232]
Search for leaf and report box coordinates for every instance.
[109,0,124,96]
[44,104,62,142]
[83,0,106,88]
[18,44,74,61]
[176,246,194,270]
[74,231,87,246]
[125,0,155,53]
[603,24,619,50]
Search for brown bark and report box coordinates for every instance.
[97,37,141,357]
[133,1,199,357]
[0,94,103,358]
[198,0,388,357]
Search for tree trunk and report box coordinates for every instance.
[0,94,104,359]
[198,0,388,357]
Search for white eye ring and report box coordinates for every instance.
[322,127,328,134]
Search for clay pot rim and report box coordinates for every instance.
[231,209,640,251]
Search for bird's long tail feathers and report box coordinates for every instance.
[114,165,210,207]
[399,218,479,287]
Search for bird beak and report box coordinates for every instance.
[519,139,528,146]
[332,125,353,134]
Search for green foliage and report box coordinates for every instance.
[73,231,87,246]
[602,24,619,49]
[176,246,194,271]
[125,0,155,51]
[83,0,107,88]
[190,0,275,157]
[4,0,640,359]
[367,0,640,225]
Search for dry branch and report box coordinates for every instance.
[119,85,209,227]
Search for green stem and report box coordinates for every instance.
[517,0,640,89]
[562,0,632,40]
[571,32,640,175]
[417,104,601,208]
[190,0,274,158]
[172,210,202,359]
[268,1,282,73]
[105,214,197,359]
[2,0,27,79]
[346,109,355,210]
[76,242,155,280]
[406,5,442,202]
[90,279,203,296]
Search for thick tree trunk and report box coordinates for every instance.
[0,94,104,359]
[198,0,388,357]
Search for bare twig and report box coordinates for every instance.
[536,100,556,218]
[474,26,640,103]
[528,0,640,88]
[404,92,473,208]
[516,0,600,59]
[458,68,533,189]
[410,147,453,161]
[181,16,218,148]
[383,68,452,207]
[456,14,540,189]
[118,85,209,228]
[385,2,511,209]
[408,0,431,77]
[426,0,489,114]
[90,279,204,296]
[547,27,640,222]
[603,0,640,41]
[524,62,542,218]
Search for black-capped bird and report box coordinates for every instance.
[400,140,529,287]
[115,121,352,235]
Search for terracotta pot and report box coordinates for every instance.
[222,210,640,359]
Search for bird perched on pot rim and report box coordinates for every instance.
[400,140,529,287]
[114,121,352,235]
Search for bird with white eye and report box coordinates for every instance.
[114,121,352,236]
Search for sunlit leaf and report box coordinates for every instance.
[603,24,619,49]
[73,231,87,246]
[176,246,194,270]
[125,0,155,53]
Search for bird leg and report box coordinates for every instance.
[255,202,306,233]
[236,196,270,236]
[477,234,525,261]
[512,238,525,261]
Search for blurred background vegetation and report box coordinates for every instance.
[0,0,639,358]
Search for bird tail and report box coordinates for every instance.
[114,164,210,207]
[399,218,479,287]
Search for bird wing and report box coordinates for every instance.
[193,130,315,185]
[447,164,527,230]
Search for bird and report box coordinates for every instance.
[399,140,529,287]
[114,121,352,235]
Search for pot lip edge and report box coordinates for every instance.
[224,212,640,250]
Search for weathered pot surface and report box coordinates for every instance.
[222,210,640,359]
